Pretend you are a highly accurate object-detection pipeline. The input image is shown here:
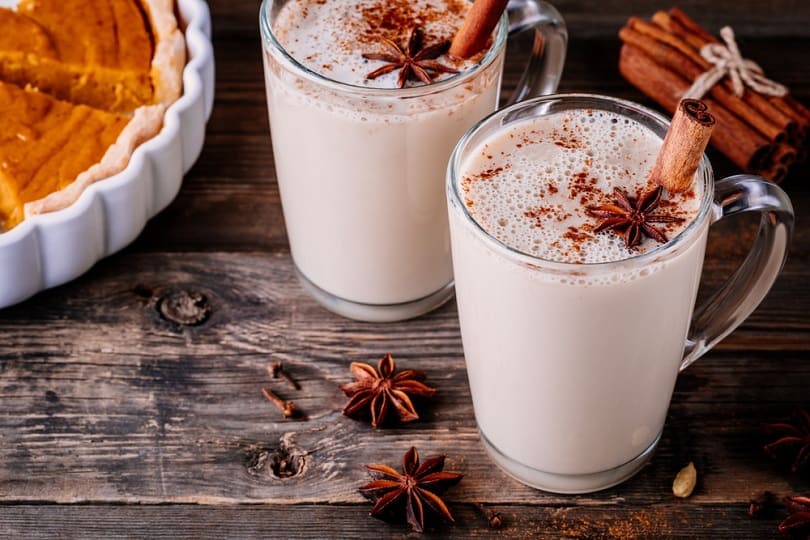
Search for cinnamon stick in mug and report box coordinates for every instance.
[450,0,509,58]
[649,99,715,193]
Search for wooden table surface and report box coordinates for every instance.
[2,1,809,538]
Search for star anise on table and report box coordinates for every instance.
[362,27,459,88]
[341,353,436,428]
[764,408,810,475]
[359,446,463,532]
[779,495,810,538]
[588,185,684,249]
[749,490,779,519]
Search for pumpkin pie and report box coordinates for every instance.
[0,0,185,231]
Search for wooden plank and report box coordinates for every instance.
[0,502,784,539]
[0,253,807,504]
[4,250,808,353]
[134,177,289,253]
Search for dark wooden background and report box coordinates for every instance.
[1,1,809,538]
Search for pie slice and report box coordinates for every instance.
[0,0,185,231]
[0,82,164,229]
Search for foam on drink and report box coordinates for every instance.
[459,109,703,264]
[272,0,482,88]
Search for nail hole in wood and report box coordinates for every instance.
[156,289,211,326]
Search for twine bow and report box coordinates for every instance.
[684,26,788,100]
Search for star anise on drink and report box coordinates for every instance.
[359,446,463,532]
[778,495,810,538]
[341,353,436,428]
[362,27,459,88]
[588,185,684,249]
[764,408,810,475]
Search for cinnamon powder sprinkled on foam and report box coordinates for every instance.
[458,110,702,264]
[272,0,487,87]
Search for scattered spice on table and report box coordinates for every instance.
[269,361,301,390]
[262,387,301,419]
[341,353,436,428]
[764,407,810,475]
[778,496,810,538]
[359,446,463,533]
[748,490,778,519]
[672,462,697,498]
[474,502,504,529]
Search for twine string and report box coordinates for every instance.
[683,26,788,99]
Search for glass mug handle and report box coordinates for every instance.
[681,174,795,370]
[504,0,568,104]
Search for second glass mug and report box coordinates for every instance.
[260,0,567,321]
[446,94,795,493]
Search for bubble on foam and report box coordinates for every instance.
[460,109,703,265]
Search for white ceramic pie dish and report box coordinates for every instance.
[0,0,215,309]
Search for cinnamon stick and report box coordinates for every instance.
[667,6,715,45]
[648,99,715,193]
[619,44,773,171]
[639,14,799,142]
[619,23,785,143]
[666,14,808,171]
[619,8,808,182]
[752,141,797,184]
[665,8,809,142]
[784,95,810,123]
[770,142,798,167]
[781,95,810,139]
[757,164,789,184]
[450,0,508,58]
[631,15,705,67]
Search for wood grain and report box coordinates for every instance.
[0,253,807,507]
[0,503,785,539]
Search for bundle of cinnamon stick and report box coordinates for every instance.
[619,7,810,183]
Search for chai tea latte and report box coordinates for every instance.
[263,0,504,319]
[449,105,711,491]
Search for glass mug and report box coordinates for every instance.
[260,0,567,322]
[446,94,794,493]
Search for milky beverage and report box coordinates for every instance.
[263,0,502,313]
[449,108,709,488]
